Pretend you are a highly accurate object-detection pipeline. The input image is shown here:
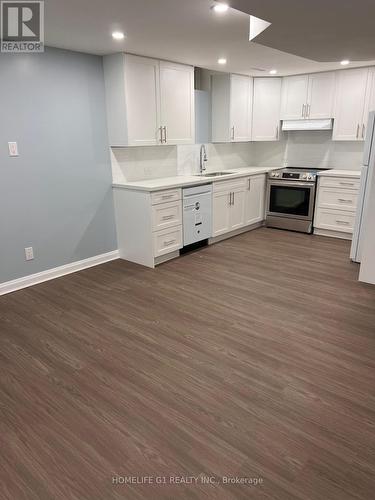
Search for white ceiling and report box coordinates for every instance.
[45,0,375,76]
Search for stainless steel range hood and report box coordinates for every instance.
[282,119,333,131]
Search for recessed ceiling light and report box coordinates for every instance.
[218,58,227,65]
[269,69,277,75]
[213,3,229,13]
[112,31,125,41]
[340,59,350,66]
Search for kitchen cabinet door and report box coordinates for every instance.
[281,75,309,120]
[124,55,161,146]
[252,78,282,141]
[212,191,231,237]
[332,68,369,141]
[229,189,246,230]
[307,72,335,119]
[159,61,195,145]
[230,74,253,142]
[244,175,266,226]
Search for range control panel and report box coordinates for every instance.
[269,169,317,182]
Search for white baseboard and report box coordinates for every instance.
[0,250,120,296]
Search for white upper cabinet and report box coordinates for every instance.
[281,72,335,120]
[332,67,372,141]
[124,55,160,147]
[212,73,253,142]
[159,61,195,145]
[307,72,336,119]
[230,74,253,142]
[252,78,282,141]
[281,75,309,120]
[103,54,194,146]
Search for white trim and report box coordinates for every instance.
[0,250,120,296]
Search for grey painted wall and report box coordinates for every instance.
[0,47,117,283]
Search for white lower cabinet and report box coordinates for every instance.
[153,226,183,258]
[212,175,266,238]
[114,174,267,268]
[212,178,246,237]
[244,174,266,225]
[114,187,183,268]
[314,175,360,239]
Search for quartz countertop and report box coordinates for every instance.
[112,166,280,192]
[317,169,361,178]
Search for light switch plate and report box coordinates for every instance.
[8,142,19,156]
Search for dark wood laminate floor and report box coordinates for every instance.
[1,228,375,500]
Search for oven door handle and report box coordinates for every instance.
[268,180,315,188]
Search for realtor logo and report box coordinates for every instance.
[1,1,44,52]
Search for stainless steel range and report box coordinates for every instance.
[266,167,324,234]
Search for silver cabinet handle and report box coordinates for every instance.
[306,104,310,118]
[356,124,360,139]
[302,104,305,118]
[162,215,174,221]
[338,198,353,203]
[362,124,365,139]
[336,220,350,226]
[276,125,279,140]
[164,239,176,246]
[159,126,163,143]
[232,192,235,205]
[229,192,232,205]
[231,126,235,141]
[162,126,167,143]
[248,178,251,190]
[339,182,355,186]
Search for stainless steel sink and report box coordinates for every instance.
[197,171,235,177]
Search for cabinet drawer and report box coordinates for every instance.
[318,187,358,212]
[152,201,182,231]
[151,189,181,205]
[213,177,247,193]
[153,226,183,257]
[319,177,360,190]
[315,209,355,233]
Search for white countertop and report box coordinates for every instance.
[317,169,361,178]
[112,166,280,192]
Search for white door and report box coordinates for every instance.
[159,61,195,145]
[244,175,266,226]
[252,78,282,141]
[230,189,246,230]
[230,74,253,142]
[212,191,231,237]
[307,72,335,119]
[124,55,161,146]
[332,68,369,141]
[281,75,309,120]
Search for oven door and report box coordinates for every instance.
[266,181,316,220]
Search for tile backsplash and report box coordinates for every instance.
[111,142,256,182]
[110,132,364,183]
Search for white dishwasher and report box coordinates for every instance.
[183,184,212,246]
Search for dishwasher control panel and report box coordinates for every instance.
[183,185,212,246]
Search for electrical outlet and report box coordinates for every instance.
[25,247,34,261]
[8,142,19,157]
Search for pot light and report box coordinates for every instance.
[112,31,125,41]
[213,3,229,13]
[218,58,227,65]
[269,69,277,75]
[340,59,350,66]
